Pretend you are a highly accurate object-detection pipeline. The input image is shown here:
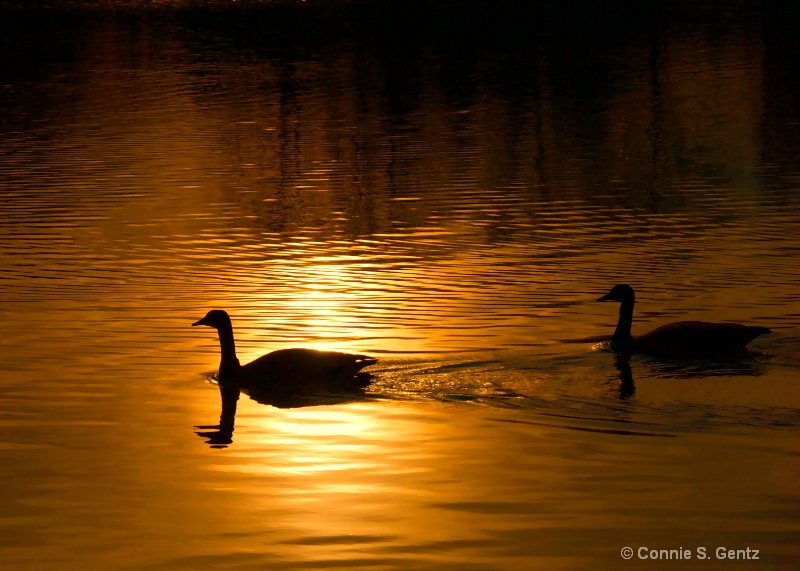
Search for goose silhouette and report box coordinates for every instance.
[192,310,377,391]
[597,284,770,357]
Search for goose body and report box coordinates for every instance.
[597,285,770,357]
[193,310,377,390]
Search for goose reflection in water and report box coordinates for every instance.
[194,383,368,448]
[614,354,635,400]
[195,384,240,448]
[603,349,769,403]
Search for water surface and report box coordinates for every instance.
[1,3,799,570]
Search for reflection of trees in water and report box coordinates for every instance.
[166,0,789,253]
[9,3,796,235]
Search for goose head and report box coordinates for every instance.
[192,309,233,330]
[597,284,635,304]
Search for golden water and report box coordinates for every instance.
[1,4,799,570]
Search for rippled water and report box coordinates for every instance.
[2,3,800,570]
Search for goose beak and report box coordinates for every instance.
[192,318,206,327]
[597,293,612,302]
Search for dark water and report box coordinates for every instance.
[1,2,799,570]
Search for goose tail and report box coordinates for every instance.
[746,326,771,341]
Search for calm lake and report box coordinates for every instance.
[1,2,799,570]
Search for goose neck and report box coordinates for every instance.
[614,297,634,342]
[216,325,241,379]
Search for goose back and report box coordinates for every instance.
[635,321,771,357]
[241,348,377,387]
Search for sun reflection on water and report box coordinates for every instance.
[264,409,382,475]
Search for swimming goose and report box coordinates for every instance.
[597,284,770,357]
[192,310,377,390]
